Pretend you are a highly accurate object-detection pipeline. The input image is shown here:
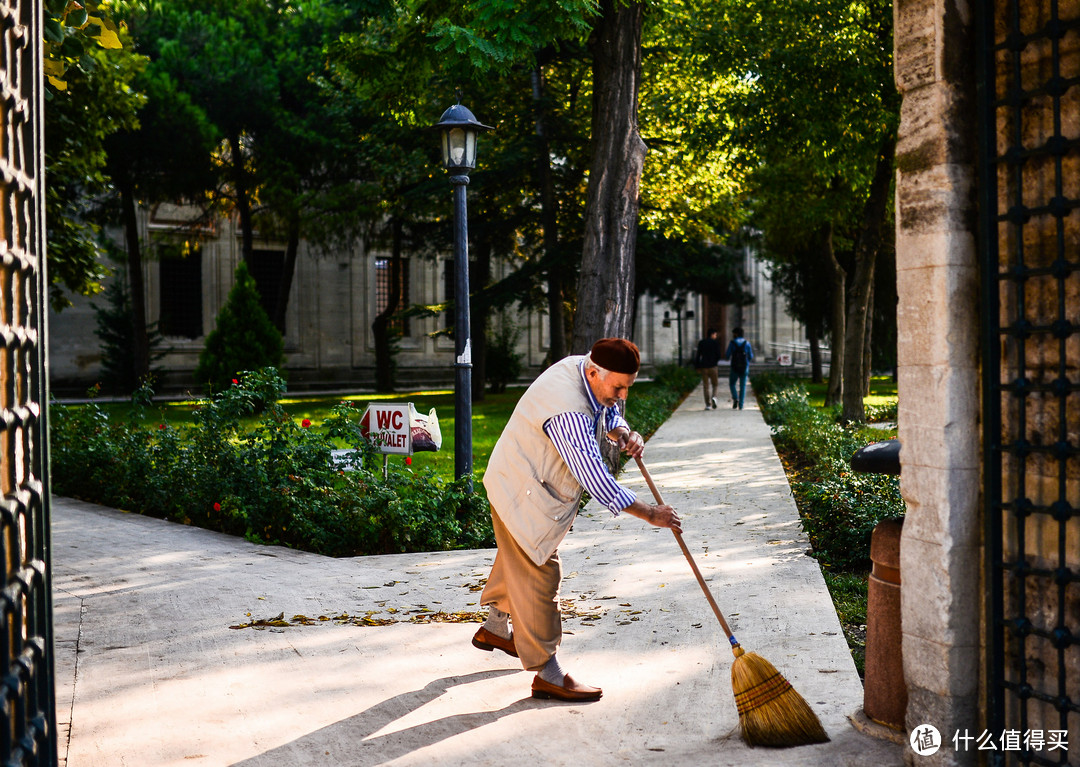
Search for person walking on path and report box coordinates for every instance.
[692,328,722,409]
[473,337,682,702]
[725,326,754,410]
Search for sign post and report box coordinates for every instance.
[359,403,412,477]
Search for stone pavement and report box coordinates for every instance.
[51,384,907,766]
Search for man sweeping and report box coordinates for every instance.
[472,338,681,701]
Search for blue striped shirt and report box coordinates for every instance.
[542,360,637,516]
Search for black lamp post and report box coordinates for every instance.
[435,102,492,488]
[663,306,695,366]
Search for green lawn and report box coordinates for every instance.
[801,375,897,409]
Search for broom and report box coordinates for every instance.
[634,455,829,747]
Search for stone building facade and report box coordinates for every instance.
[47,207,805,396]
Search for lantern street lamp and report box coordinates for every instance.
[662,306,695,367]
[435,102,493,488]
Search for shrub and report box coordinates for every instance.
[50,368,493,556]
[864,400,899,423]
[195,262,284,394]
[754,375,904,570]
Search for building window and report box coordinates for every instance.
[158,241,203,339]
[375,256,410,335]
[248,249,285,323]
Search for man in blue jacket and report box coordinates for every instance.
[725,327,754,410]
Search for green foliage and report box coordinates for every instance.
[44,2,147,309]
[195,262,285,394]
[754,374,903,571]
[635,230,753,309]
[864,399,898,423]
[44,0,124,93]
[93,278,167,395]
[485,316,523,393]
[50,368,493,556]
[425,1,597,71]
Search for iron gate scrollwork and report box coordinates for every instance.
[1,0,58,765]
[977,1,1080,765]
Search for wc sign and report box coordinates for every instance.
[359,403,412,455]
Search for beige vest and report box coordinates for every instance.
[483,355,605,565]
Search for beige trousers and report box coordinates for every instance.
[698,366,719,404]
[480,507,563,671]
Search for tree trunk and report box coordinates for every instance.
[273,215,300,333]
[532,64,567,364]
[118,173,150,384]
[808,327,823,383]
[471,237,491,402]
[372,219,403,393]
[229,132,254,263]
[862,278,875,399]
[571,0,647,353]
[823,222,845,407]
[840,138,895,423]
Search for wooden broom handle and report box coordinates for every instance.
[634,455,737,640]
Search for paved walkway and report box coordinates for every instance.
[51,384,906,766]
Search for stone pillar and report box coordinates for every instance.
[893,1,982,765]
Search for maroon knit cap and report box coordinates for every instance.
[590,337,640,374]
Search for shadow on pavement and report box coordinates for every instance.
[229,668,558,766]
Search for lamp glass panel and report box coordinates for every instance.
[440,131,451,167]
[465,131,477,167]
[448,127,467,167]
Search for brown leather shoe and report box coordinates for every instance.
[531,674,603,702]
[471,626,518,658]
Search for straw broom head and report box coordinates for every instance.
[730,646,830,747]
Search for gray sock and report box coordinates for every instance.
[483,607,510,639]
[538,654,566,685]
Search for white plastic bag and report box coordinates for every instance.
[409,405,442,452]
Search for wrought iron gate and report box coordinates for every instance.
[0,0,58,765]
[977,1,1080,765]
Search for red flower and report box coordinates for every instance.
[158,423,166,430]
[232,378,239,385]
[301,418,312,428]
[213,502,222,511]
[405,456,412,466]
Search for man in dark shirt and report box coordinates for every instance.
[693,329,723,409]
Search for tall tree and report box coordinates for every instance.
[102,66,217,384]
[132,0,278,262]
[247,0,361,331]
[635,231,752,317]
[703,0,899,419]
[531,59,568,361]
[570,0,646,351]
